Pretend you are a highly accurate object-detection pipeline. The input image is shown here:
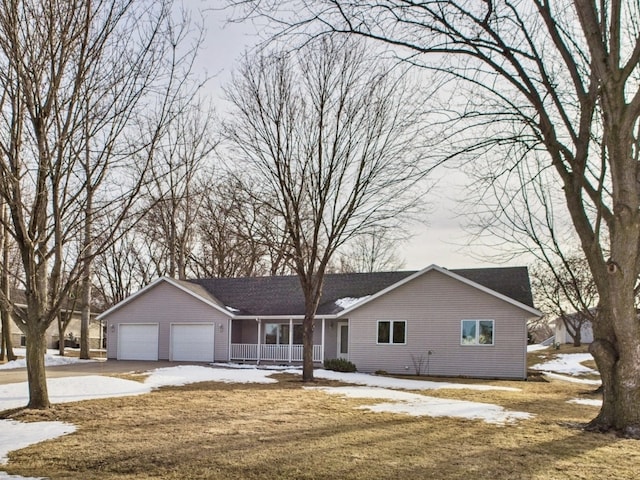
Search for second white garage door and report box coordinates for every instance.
[170,323,215,362]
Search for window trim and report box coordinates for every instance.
[460,319,495,346]
[376,320,407,345]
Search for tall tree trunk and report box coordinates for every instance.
[301,277,324,382]
[80,276,91,359]
[588,302,640,437]
[24,321,49,409]
[80,185,93,360]
[0,205,14,361]
[302,310,315,382]
[586,166,640,436]
[572,325,582,347]
[57,312,66,356]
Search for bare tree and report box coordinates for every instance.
[531,255,598,347]
[337,228,406,273]
[0,0,201,409]
[237,0,640,436]
[190,175,293,278]
[94,224,158,306]
[224,36,427,381]
[140,99,216,280]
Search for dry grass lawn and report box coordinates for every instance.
[2,364,639,480]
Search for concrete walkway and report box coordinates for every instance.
[0,359,191,385]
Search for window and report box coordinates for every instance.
[377,320,406,344]
[265,323,303,345]
[461,320,494,346]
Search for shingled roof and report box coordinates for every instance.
[187,266,534,316]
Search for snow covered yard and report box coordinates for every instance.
[0,348,627,480]
[0,348,99,371]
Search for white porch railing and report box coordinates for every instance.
[230,343,323,362]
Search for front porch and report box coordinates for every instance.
[230,343,323,363]
[229,318,338,364]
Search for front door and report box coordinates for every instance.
[337,322,349,359]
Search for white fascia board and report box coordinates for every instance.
[337,264,542,318]
[336,264,440,317]
[97,277,233,320]
[232,315,311,321]
[439,266,543,317]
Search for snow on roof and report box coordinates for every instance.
[334,296,370,310]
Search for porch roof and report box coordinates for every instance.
[187,266,535,317]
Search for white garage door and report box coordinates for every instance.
[171,323,215,362]
[118,323,159,361]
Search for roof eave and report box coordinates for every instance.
[98,277,234,320]
[231,314,334,320]
[337,264,542,318]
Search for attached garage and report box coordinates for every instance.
[103,278,231,362]
[118,323,159,360]
[170,323,215,362]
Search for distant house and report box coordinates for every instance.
[554,312,594,345]
[100,265,541,379]
[8,289,104,350]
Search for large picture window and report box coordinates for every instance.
[265,323,304,345]
[377,320,406,344]
[461,320,494,346]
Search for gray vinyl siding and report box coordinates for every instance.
[341,269,530,379]
[105,281,231,361]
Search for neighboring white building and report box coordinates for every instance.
[554,314,594,344]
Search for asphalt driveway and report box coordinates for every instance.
[0,359,193,385]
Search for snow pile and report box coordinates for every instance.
[144,365,278,387]
[526,344,549,352]
[334,296,370,310]
[296,369,520,392]
[0,348,97,371]
[542,372,601,385]
[531,353,598,376]
[0,367,281,412]
[568,398,602,407]
[0,376,151,412]
[307,386,532,424]
[0,472,44,480]
[0,419,75,464]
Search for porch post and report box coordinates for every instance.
[288,318,293,363]
[256,318,261,365]
[228,319,232,362]
[321,317,326,364]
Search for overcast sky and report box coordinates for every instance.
[196,6,522,271]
